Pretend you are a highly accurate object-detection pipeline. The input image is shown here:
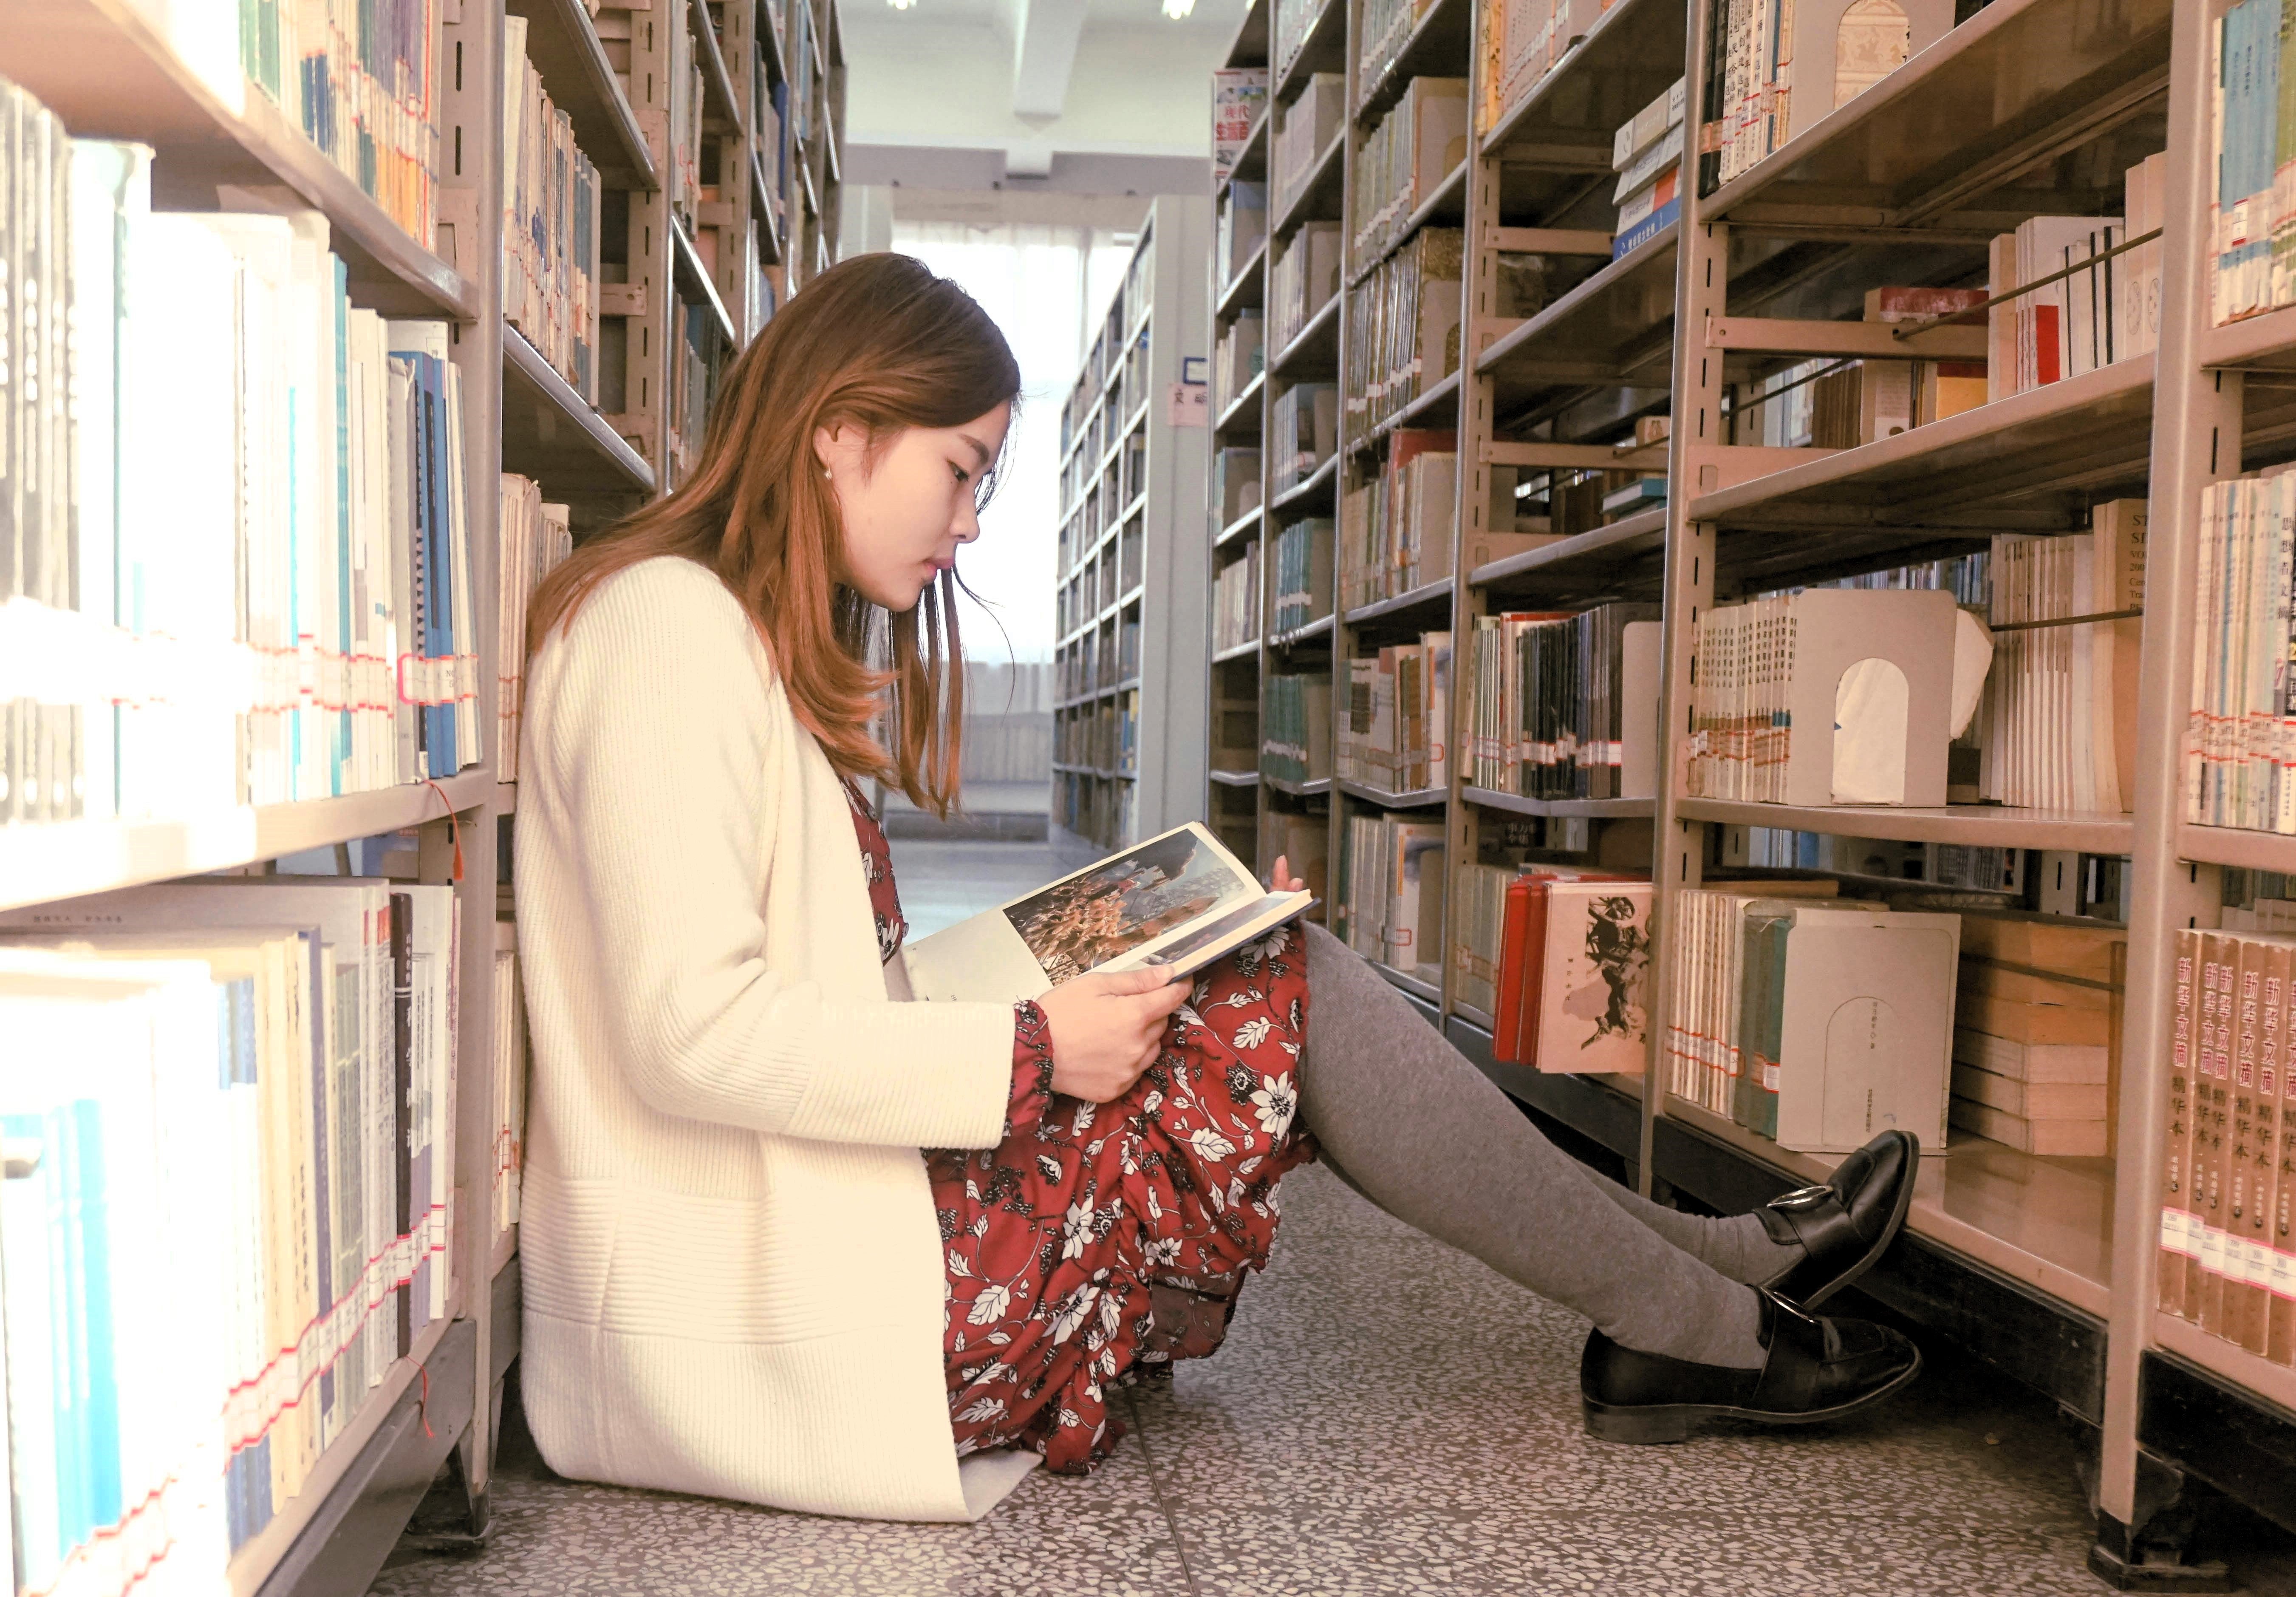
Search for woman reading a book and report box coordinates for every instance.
[513,253,1926,1525]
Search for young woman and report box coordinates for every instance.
[512,253,1926,1526]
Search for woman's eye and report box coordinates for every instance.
[951,463,970,485]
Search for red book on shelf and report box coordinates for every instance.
[1492,878,1536,1063]
[1493,866,1646,1065]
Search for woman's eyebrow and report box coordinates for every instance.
[959,433,993,467]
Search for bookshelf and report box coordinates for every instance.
[1054,196,1213,853]
[1197,0,2296,1568]
[0,0,841,1590]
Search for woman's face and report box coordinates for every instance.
[815,402,1012,611]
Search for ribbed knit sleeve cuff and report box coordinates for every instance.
[1002,1000,1057,1144]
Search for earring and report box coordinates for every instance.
[822,468,833,480]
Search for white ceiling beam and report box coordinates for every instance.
[1009,0,1088,121]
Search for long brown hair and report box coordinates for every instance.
[528,252,1020,816]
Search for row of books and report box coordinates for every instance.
[1339,432,1456,610]
[503,16,605,403]
[1216,314,1265,418]
[1473,0,1592,141]
[1685,589,1960,808]
[1665,886,1959,1151]
[1466,605,1661,801]
[1270,223,1341,357]
[1273,382,1340,495]
[664,0,709,233]
[1948,916,2121,1158]
[1273,0,1330,83]
[1217,446,1263,527]
[1974,503,2146,815]
[1701,0,1954,193]
[1,115,480,831]
[1458,865,1654,1073]
[1351,79,1468,272]
[2160,926,2296,1368]
[1260,671,1334,786]
[1335,813,1447,983]
[0,877,461,1588]
[2187,466,2296,832]
[1274,75,1345,222]
[1215,544,1261,656]
[1056,767,1139,851]
[1219,182,1267,292]
[1342,229,1464,443]
[1260,807,1332,902]
[667,303,732,483]
[1986,181,2163,399]
[496,478,575,783]
[233,0,440,249]
[2213,0,2296,326]
[1360,0,1441,94]
[1340,634,1453,796]
[1271,518,1336,636]
[1055,693,1140,773]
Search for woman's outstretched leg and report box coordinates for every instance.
[1291,923,1786,1368]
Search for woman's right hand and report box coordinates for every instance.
[1034,967,1192,1103]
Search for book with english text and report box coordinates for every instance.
[899,823,1313,1002]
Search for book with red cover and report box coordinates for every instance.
[1491,866,1645,1064]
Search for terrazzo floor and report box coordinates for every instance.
[374,841,2296,1597]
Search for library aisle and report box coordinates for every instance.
[363,847,2296,1597]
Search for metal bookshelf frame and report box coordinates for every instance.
[0,0,842,1589]
[1202,0,2296,1577]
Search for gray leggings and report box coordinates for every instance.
[1293,921,1762,1360]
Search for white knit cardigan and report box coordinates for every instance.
[512,554,1045,1521]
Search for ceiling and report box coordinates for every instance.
[837,0,1249,193]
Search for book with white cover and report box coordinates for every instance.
[900,823,1312,1002]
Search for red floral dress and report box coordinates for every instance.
[843,780,1320,1476]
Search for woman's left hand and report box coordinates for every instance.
[1267,855,1308,893]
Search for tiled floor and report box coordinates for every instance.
[374,841,2296,1596]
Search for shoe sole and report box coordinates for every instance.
[1794,1133,1920,1313]
[1580,1344,1924,1445]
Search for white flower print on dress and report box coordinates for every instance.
[1060,1197,1097,1260]
[956,1396,1007,1425]
[1233,1016,1273,1051]
[967,1282,1013,1325]
[1249,1071,1298,1138]
[1188,1125,1237,1161]
[1049,1284,1100,1345]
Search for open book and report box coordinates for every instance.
[899,822,1314,1003]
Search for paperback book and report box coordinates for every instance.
[901,823,1312,1000]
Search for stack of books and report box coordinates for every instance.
[1360,0,1440,91]
[2159,925,2296,1369]
[0,878,461,1580]
[1274,0,1327,80]
[1986,185,2160,397]
[1339,634,1453,795]
[1948,913,2122,1158]
[1218,447,1264,525]
[1271,518,1336,635]
[1342,229,1464,442]
[496,477,576,782]
[1974,500,2146,814]
[1466,604,1662,800]
[1260,671,1335,785]
[1473,0,1597,139]
[1337,813,1448,982]
[503,17,605,401]
[1351,79,1469,271]
[2212,0,2296,326]
[1215,543,1262,655]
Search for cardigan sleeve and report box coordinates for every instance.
[529,558,1018,1150]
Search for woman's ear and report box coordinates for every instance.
[812,423,843,475]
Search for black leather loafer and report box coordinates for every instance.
[1755,1129,1919,1311]
[1580,1288,1922,1445]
